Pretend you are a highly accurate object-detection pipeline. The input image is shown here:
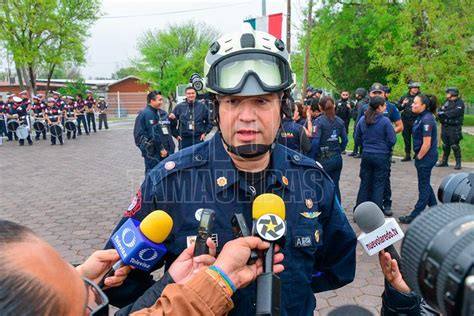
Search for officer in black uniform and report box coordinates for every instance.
[97,96,109,130]
[134,91,175,175]
[14,96,33,146]
[304,87,313,106]
[0,95,6,140]
[336,90,353,136]
[32,95,47,140]
[436,87,465,170]
[105,30,356,316]
[64,96,77,139]
[278,102,311,154]
[5,94,18,141]
[398,81,420,161]
[75,94,89,135]
[85,90,97,133]
[348,87,369,158]
[170,86,212,150]
[45,97,64,145]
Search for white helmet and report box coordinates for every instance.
[204,30,295,96]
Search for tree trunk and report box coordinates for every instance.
[45,64,56,96]
[28,64,37,95]
[16,66,25,90]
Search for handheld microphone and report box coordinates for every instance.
[98,210,173,288]
[252,193,286,316]
[354,202,404,262]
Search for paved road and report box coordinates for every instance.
[0,121,469,315]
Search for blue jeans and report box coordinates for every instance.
[412,154,438,217]
[320,155,343,204]
[356,152,391,209]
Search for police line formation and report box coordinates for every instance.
[0,89,109,146]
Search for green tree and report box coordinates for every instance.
[111,66,139,79]
[134,21,220,104]
[58,78,89,97]
[0,0,100,94]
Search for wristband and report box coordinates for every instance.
[209,265,236,293]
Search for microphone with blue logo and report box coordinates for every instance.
[252,193,286,316]
[98,210,173,288]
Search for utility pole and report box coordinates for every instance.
[262,0,266,16]
[302,0,313,101]
[287,0,291,53]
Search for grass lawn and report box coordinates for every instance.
[346,121,474,162]
[464,114,474,126]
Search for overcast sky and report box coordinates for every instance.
[81,0,306,78]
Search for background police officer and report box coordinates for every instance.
[336,90,353,136]
[398,80,420,161]
[278,102,311,154]
[349,87,369,158]
[97,96,109,130]
[134,91,175,174]
[106,30,356,316]
[436,87,465,170]
[170,86,212,149]
[85,90,97,133]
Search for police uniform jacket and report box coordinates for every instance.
[105,133,357,316]
[336,99,353,121]
[311,115,348,159]
[437,98,465,126]
[171,99,212,138]
[397,93,418,122]
[413,111,437,158]
[135,105,175,158]
[278,117,311,154]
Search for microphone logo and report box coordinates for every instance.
[139,248,159,262]
[122,228,137,248]
[256,214,286,241]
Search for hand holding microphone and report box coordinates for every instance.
[354,201,404,262]
[98,210,173,288]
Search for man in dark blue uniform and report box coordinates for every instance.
[105,30,357,315]
[436,87,465,170]
[336,90,353,137]
[134,91,175,175]
[170,86,212,150]
[398,81,420,161]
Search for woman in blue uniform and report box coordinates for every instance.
[311,96,348,202]
[399,94,438,224]
[355,96,396,210]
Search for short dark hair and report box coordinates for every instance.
[147,90,162,104]
[76,93,83,99]
[185,86,196,93]
[0,220,69,315]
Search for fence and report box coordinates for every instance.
[103,92,173,118]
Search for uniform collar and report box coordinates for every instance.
[209,133,293,194]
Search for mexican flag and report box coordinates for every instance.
[245,13,283,39]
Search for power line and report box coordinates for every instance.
[100,2,254,19]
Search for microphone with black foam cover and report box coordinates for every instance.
[252,193,286,316]
[98,210,173,288]
[354,202,404,262]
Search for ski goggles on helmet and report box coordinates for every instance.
[206,50,294,96]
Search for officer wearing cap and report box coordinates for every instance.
[436,87,465,170]
[398,80,421,161]
[4,94,18,141]
[14,96,33,146]
[32,95,47,140]
[45,97,64,145]
[134,91,175,175]
[75,94,89,135]
[64,96,77,139]
[19,90,31,111]
[169,86,212,149]
[348,87,369,158]
[85,90,97,133]
[105,30,356,315]
[97,96,109,130]
[371,84,403,215]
